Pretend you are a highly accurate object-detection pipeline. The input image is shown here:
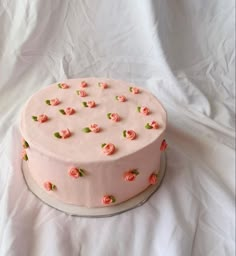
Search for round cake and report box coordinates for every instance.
[20,78,167,208]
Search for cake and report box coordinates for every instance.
[20,78,167,208]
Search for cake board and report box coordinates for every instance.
[21,152,167,217]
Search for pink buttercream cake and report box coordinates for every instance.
[20,78,167,208]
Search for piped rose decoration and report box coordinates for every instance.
[98,82,108,89]
[101,143,116,155]
[32,114,48,123]
[102,195,116,205]
[123,130,136,140]
[145,121,159,129]
[160,139,168,151]
[44,181,56,191]
[83,124,100,133]
[129,87,140,94]
[149,173,158,185]
[21,149,28,161]
[22,138,29,148]
[81,81,87,88]
[107,113,120,122]
[124,169,139,181]
[59,107,75,115]
[82,100,96,108]
[137,106,150,115]
[68,167,85,178]
[115,95,126,102]
[58,83,69,89]
[45,98,60,106]
[54,128,71,139]
[76,90,87,97]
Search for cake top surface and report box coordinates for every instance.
[20,78,167,162]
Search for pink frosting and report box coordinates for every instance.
[65,107,75,115]
[90,124,100,133]
[125,130,136,140]
[102,143,115,155]
[59,129,71,139]
[117,95,126,102]
[149,173,157,185]
[68,167,80,179]
[87,101,96,108]
[44,181,55,191]
[110,113,120,122]
[131,87,140,94]
[50,98,60,106]
[81,81,87,88]
[37,114,48,123]
[140,107,150,116]
[99,82,108,89]
[160,139,168,151]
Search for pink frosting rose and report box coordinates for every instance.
[149,173,158,185]
[124,171,136,181]
[37,114,48,123]
[21,149,27,160]
[44,181,55,191]
[150,121,159,129]
[61,83,69,89]
[160,139,168,151]
[78,90,87,97]
[68,167,80,178]
[65,107,75,115]
[87,101,96,108]
[110,113,120,122]
[117,95,126,102]
[102,143,115,155]
[59,128,71,139]
[99,82,108,89]
[50,98,60,106]
[125,130,136,140]
[131,87,140,94]
[81,81,87,88]
[90,124,100,133]
[102,195,115,205]
[140,106,150,115]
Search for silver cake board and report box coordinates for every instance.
[21,152,167,217]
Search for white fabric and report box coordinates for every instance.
[0,1,235,255]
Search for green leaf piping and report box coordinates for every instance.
[82,102,88,107]
[131,169,139,175]
[58,83,62,88]
[23,141,29,148]
[107,113,111,119]
[54,132,62,138]
[59,109,66,115]
[82,127,91,133]
[32,116,37,121]
[110,196,116,203]
[101,143,106,148]
[123,130,126,137]
[79,169,85,176]
[115,96,118,100]
[137,106,141,112]
[45,100,51,105]
[51,184,56,191]
[145,123,152,129]
[129,87,132,92]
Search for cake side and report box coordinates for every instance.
[20,78,167,207]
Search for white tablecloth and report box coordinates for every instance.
[0,1,235,255]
